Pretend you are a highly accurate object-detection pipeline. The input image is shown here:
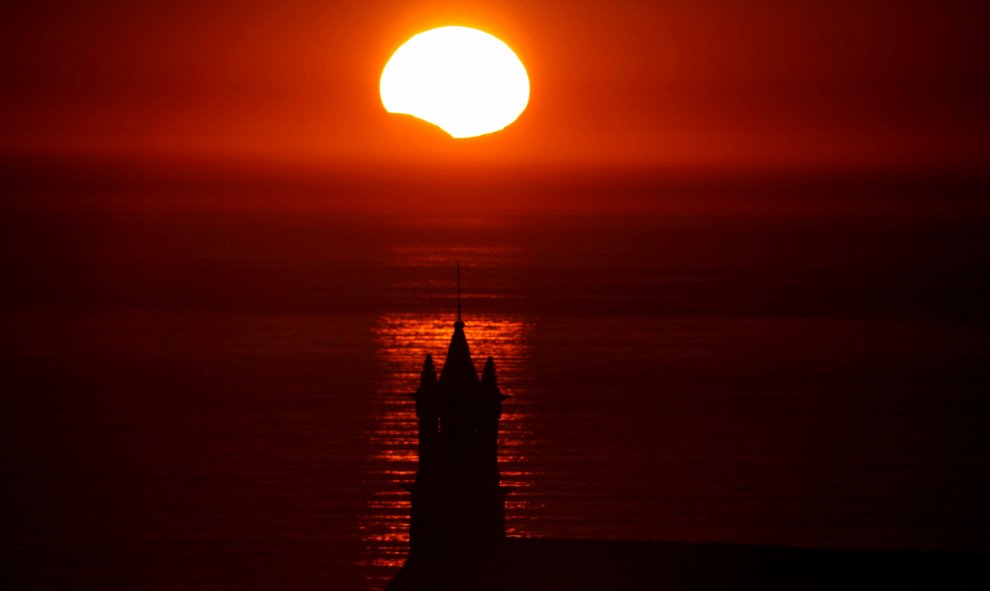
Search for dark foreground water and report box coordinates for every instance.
[2,200,989,589]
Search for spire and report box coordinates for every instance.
[440,261,478,387]
[439,317,479,387]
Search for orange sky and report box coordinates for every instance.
[2,0,988,176]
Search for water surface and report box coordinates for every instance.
[2,204,989,590]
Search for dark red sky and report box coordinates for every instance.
[2,0,989,175]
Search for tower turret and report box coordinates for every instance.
[414,354,439,470]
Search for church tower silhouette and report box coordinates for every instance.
[392,262,510,589]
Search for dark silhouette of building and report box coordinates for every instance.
[388,263,508,590]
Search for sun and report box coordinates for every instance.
[380,26,530,139]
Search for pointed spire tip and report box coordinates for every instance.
[456,260,462,324]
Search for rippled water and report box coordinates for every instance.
[2,207,989,590]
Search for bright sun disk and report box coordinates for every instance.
[380,26,530,139]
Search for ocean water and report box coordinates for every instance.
[2,204,989,590]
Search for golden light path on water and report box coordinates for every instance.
[359,313,536,589]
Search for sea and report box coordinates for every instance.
[2,189,989,589]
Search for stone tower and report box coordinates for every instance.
[397,263,509,588]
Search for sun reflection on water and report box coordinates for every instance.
[359,313,535,589]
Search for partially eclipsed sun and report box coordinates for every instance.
[380,26,530,139]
